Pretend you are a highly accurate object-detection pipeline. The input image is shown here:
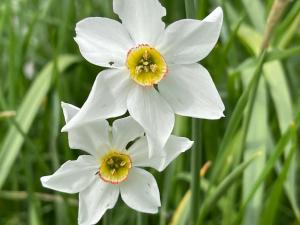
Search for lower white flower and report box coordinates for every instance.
[41,102,193,225]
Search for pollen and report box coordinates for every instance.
[127,45,167,86]
[98,151,132,184]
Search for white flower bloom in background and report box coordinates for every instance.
[62,0,224,156]
[41,103,193,225]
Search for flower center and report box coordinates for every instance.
[126,45,167,86]
[98,151,132,184]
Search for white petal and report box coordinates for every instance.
[120,168,160,213]
[128,137,163,169]
[158,135,193,171]
[62,69,132,132]
[75,17,134,68]
[127,86,174,156]
[158,64,225,119]
[61,102,79,122]
[157,7,223,64]
[128,136,193,171]
[61,103,110,157]
[40,155,98,194]
[111,116,144,150]
[113,0,166,45]
[78,178,119,225]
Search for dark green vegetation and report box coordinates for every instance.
[0,0,300,224]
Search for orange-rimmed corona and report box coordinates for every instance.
[98,150,132,184]
[127,45,167,86]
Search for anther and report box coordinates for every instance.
[126,45,167,86]
[143,50,149,60]
[111,169,116,175]
[107,158,114,165]
[136,65,143,74]
[150,64,158,73]
[99,151,132,184]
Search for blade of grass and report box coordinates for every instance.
[0,55,79,189]
[259,129,297,225]
[184,1,200,225]
[185,0,196,19]
[197,151,262,225]
[232,119,298,225]
[0,111,16,119]
[278,12,300,48]
[264,61,300,221]
[241,69,268,225]
[241,0,265,32]
[237,20,300,220]
[169,190,191,225]
[209,51,266,185]
[190,119,201,225]
[233,46,300,74]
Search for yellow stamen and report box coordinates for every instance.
[98,150,132,184]
[111,168,116,175]
[127,45,167,86]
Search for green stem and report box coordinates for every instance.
[185,0,196,19]
[159,164,175,225]
[184,1,200,224]
[196,0,206,19]
[137,212,146,225]
[191,119,201,225]
[103,211,112,225]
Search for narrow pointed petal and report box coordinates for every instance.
[158,135,193,171]
[128,137,163,169]
[113,0,166,45]
[40,155,98,194]
[78,178,119,225]
[111,116,144,150]
[128,136,193,171]
[120,168,160,213]
[62,69,132,132]
[158,64,225,119]
[157,7,223,64]
[75,17,134,68]
[127,86,174,156]
[61,102,79,123]
[61,103,110,157]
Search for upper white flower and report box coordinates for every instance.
[41,102,193,225]
[62,0,224,156]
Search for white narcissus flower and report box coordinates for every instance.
[62,0,224,156]
[41,103,193,225]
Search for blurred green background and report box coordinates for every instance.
[0,0,300,224]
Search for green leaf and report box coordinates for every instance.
[209,51,266,184]
[0,55,80,189]
[259,130,297,225]
[233,122,297,225]
[197,151,262,225]
[241,0,265,32]
[241,68,268,225]
[169,190,191,225]
[263,61,300,220]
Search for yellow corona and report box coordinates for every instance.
[98,151,132,184]
[127,45,167,86]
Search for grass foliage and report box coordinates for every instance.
[0,0,300,224]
